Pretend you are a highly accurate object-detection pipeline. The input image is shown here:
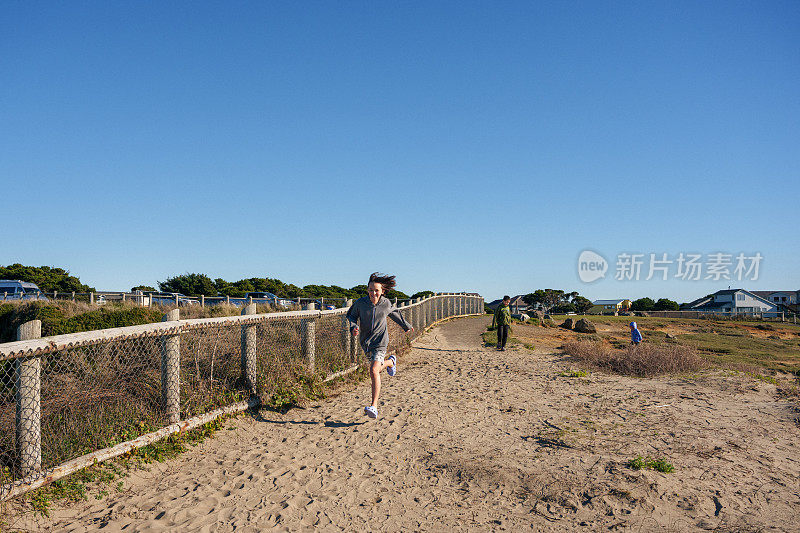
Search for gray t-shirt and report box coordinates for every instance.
[346,296,412,353]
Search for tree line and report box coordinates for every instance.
[0,264,94,292]
[516,289,680,313]
[522,289,594,314]
[630,297,680,311]
[0,265,434,301]
[151,273,429,300]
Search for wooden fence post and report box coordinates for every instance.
[342,299,353,360]
[426,297,432,326]
[241,303,257,397]
[89,292,95,305]
[302,303,316,373]
[16,320,42,477]
[200,294,205,308]
[161,309,180,424]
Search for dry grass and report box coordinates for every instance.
[563,340,708,377]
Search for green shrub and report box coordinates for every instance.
[627,455,674,473]
[0,301,164,342]
[557,369,588,377]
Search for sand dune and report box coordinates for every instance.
[22,316,800,531]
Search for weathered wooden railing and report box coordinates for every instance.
[0,293,484,500]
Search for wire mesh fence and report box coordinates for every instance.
[0,293,483,500]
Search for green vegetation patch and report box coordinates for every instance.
[678,332,800,373]
[627,455,674,473]
[0,302,163,343]
[557,369,588,378]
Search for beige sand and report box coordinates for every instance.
[22,316,800,531]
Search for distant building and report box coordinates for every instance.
[750,291,799,312]
[680,289,780,315]
[486,295,539,314]
[590,299,632,315]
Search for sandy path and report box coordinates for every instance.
[25,317,800,531]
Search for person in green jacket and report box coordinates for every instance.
[491,295,512,351]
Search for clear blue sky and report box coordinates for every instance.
[2,1,798,303]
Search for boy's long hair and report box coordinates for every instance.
[368,272,396,290]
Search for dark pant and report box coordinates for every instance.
[497,325,509,349]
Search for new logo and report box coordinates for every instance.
[577,250,608,283]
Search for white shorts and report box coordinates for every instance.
[367,349,386,364]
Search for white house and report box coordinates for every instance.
[751,291,799,307]
[682,289,779,315]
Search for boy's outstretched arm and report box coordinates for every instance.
[346,302,360,333]
[388,306,413,332]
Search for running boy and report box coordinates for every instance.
[346,273,413,419]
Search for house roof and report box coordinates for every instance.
[751,290,797,297]
[713,289,740,295]
[693,289,777,309]
[682,295,712,309]
[702,301,733,309]
[592,299,626,305]
[487,295,528,306]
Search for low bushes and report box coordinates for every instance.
[562,340,707,377]
[0,302,163,343]
[0,301,287,343]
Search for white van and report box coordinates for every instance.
[0,280,49,301]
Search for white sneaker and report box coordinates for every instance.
[364,406,378,419]
[387,355,396,376]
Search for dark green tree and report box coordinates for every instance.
[158,273,218,296]
[350,284,369,297]
[551,302,577,314]
[0,264,94,292]
[523,289,567,312]
[411,291,435,299]
[383,289,409,300]
[572,296,594,313]
[131,285,156,292]
[653,298,679,311]
[631,297,656,311]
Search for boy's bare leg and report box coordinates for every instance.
[370,361,382,408]
[369,358,395,408]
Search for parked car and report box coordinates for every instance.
[0,280,49,301]
[314,299,337,310]
[149,292,198,306]
[245,292,294,309]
